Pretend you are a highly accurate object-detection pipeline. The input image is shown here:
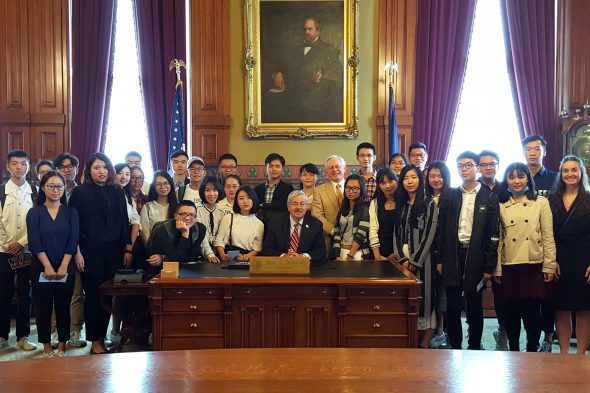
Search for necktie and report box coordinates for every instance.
[209,210,215,235]
[289,223,300,253]
[335,184,343,208]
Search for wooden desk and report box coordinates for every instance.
[149,261,421,350]
[1,348,589,392]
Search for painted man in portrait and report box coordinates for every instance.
[263,17,343,123]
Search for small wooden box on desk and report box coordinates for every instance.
[149,261,422,351]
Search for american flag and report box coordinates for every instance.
[167,81,186,169]
[388,83,399,157]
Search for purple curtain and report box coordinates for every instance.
[412,0,477,161]
[133,0,186,172]
[70,0,116,166]
[501,0,558,169]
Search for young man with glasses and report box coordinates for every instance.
[53,152,87,348]
[436,151,499,350]
[356,142,377,202]
[54,152,80,201]
[145,201,218,273]
[408,142,428,171]
[477,150,508,351]
[125,151,150,194]
[177,156,206,206]
[217,153,239,183]
[0,150,37,351]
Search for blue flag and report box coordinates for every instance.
[388,83,398,157]
[168,82,185,169]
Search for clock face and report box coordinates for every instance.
[571,122,590,167]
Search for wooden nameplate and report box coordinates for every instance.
[161,262,179,278]
[250,256,310,275]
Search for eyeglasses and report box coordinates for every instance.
[176,212,197,219]
[189,167,205,173]
[345,186,360,192]
[479,162,498,169]
[220,165,237,171]
[57,164,77,171]
[225,185,240,190]
[131,176,144,182]
[457,163,476,170]
[45,184,65,191]
[155,182,170,188]
[410,153,426,159]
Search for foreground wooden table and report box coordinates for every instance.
[1,348,589,392]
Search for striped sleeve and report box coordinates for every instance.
[409,199,438,268]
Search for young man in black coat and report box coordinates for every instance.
[436,151,500,350]
[254,153,294,228]
[261,190,325,265]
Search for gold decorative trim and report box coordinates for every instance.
[244,0,359,139]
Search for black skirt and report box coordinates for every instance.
[495,263,550,302]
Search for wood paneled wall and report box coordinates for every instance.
[556,0,590,111]
[0,0,69,163]
[376,0,417,164]
[190,0,230,164]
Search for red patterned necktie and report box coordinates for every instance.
[289,223,300,253]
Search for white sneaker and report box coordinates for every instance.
[0,337,7,349]
[44,350,56,358]
[17,336,37,351]
[68,330,87,348]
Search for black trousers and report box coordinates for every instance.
[0,253,31,340]
[80,243,122,342]
[541,298,555,336]
[32,273,75,343]
[446,247,484,350]
[503,298,541,352]
[491,280,506,327]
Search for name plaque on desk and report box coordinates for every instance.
[161,262,179,278]
[250,256,310,275]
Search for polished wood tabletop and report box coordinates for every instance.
[1,348,589,392]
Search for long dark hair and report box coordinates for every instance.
[199,176,223,203]
[341,174,366,217]
[424,161,451,198]
[36,171,67,206]
[233,186,260,214]
[374,167,398,213]
[498,162,536,203]
[82,152,116,185]
[396,165,426,228]
[114,163,133,204]
[148,170,178,218]
[549,155,590,210]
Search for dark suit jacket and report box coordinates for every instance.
[254,180,294,226]
[436,186,499,293]
[261,213,326,264]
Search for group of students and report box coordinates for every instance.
[1,134,589,358]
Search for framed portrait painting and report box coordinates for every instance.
[245,0,359,138]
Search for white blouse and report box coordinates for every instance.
[196,204,227,244]
[127,198,141,228]
[139,201,169,245]
[213,213,264,252]
[218,197,234,213]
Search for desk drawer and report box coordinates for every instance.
[233,286,336,298]
[161,337,225,350]
[345,287,408,298]
[344,315,407,335]
[161,315,224,335]
[161,287,223,298]
[346,299,407,313]
[162,299,224,312]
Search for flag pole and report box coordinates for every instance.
[384,62,399,157]
[167,59,187,173]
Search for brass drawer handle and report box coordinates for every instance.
[359,290,366,295]
[389,290,396,295]
[189,304,198,310]
[373,323,381,329]
[189,323,199,328]
[175,289,183,295]
[244,289,252,295]
[373,304,381,311]
[206,290,214,295]
[320,289,328,295]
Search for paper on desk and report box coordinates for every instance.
[39,273,68,283]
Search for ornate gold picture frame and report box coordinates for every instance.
[245,0,359,139]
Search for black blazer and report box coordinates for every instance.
[436,186,499,293]
[260,213,326,264]
[254,180,294,225]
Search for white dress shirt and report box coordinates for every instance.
[213,213,264,252]
[139,201,169,245]
[458,183,481,243]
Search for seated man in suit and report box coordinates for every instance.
[254,153,294,227]
[261,190,325,264]
[146,201,219,273]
